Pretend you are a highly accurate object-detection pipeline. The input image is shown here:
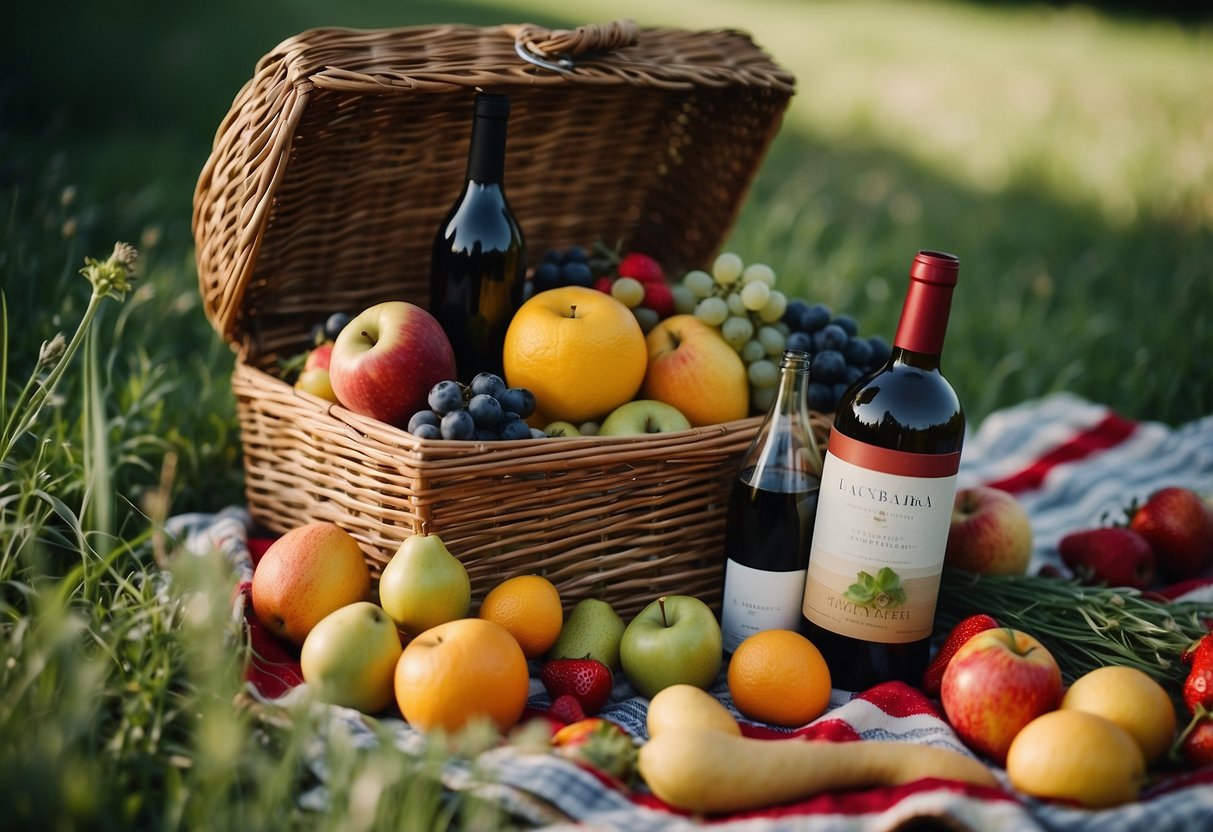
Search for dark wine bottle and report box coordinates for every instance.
[430,92,526,381]
[800,250,964,691]
[720,349,823,654]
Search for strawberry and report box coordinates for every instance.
[551,717,637,785]
[1058,526,1156,589]
[921,613,999,697]
[548,693,587,725]
[1129,487,1213,579]
[1181,714,1213,769]
[541,657,613,715]
[617,252,665,285]
[640,281,675,318]
[592,275,615,294]
[1182,634,1213,715]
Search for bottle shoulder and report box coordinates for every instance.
[435,183,524,251]
[834,362,964,452]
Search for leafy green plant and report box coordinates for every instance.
[843,566,906,610]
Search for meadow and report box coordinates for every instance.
[0,0,1209,827]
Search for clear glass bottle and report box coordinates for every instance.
[800,250,964,690]
[429,92,526,381]
[720,349,823,654]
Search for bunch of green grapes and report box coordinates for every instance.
[672,252,790,413]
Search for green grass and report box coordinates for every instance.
[0,1,1210,828]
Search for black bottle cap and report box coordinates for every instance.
[474,92,511,120]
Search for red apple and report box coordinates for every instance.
[304,341,334,372]
[944,486,1033,576]
[329,301,457,427]
[941,627,1062,764]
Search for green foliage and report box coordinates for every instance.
[843,567,906,610]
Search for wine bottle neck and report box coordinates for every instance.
[743,350,821,477]
[891,250,958,358]
[466,94,510,184]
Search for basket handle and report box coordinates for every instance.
[505,19,640,73]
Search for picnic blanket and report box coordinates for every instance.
[167,392,1213,830]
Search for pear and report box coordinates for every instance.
[547,597,625,670]
[378,533,471,636]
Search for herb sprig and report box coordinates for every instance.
[938,568,1211,703]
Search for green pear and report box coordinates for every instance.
[547,597,626,670]
[378,533,470,636]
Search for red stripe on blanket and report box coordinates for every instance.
[243,539,304,698]
[984,412,1138,494]
[243,588,305,698]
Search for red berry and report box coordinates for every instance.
[548,693,587,725]
[551,717,638,785]
[921,613,1000,697]
[1183,634,1213,714]
[617,252,665,284]
[641,281,675,318]
[593,276,615,294]
[1058,526,1156,589]
[1182,717,1213,768]
[1129,487,1213,579]
[541,657,614,715]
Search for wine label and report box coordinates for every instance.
[721,559,808,653]
[802,433,960,644]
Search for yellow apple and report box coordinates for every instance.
[300,601,403,714]
[295,367,338,402]
[251,522,372,646]
[641,314,748,426]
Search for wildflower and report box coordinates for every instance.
[80,241,138,301]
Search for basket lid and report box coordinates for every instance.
[193,21,795,349]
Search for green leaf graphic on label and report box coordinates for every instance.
[842,567,906,609]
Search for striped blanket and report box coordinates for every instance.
[168,393,1213,830]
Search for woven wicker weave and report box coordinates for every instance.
[194,21,809,617]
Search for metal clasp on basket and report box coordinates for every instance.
[514,39,575,74]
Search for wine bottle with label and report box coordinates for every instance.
[800,250,964,691]
[430,92,526,381]
[720,349,823,654]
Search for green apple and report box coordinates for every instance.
[378,533,471,636]
[547,597,626,670]
[300,601,403,714]
[598,400,691,437]
[544,420,582,438]
[620,595,722,698]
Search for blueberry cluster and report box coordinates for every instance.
[531,246,612,294]
[782,300,892,413]
[407,373,543,441]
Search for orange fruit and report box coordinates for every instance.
[503,285,647,423]
[478,574,563,658]
[394,618,529,733]
[726,629,831,727]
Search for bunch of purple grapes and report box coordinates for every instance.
[407,373,544,441]
[531,245,616,294]
[782,299,892,413]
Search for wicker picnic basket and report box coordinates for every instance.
[193,20,823,617]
